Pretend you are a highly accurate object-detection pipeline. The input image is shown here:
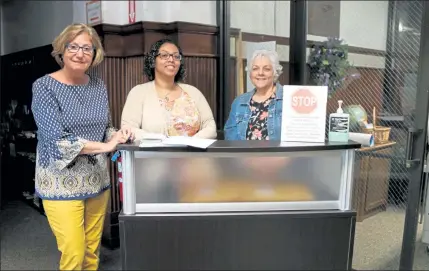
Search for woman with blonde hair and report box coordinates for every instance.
[31,23,132,270]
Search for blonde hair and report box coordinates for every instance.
[51,23,104,67]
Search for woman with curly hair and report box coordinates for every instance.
[121,38,217,139]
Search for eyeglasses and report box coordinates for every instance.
[66,43,95,55]
[157,52,182,61]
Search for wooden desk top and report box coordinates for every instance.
[357,141,397,152]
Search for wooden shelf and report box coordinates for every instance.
[353,141,397,222]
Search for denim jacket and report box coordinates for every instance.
[224,83,283,140]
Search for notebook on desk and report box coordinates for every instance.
[139,134,216,149]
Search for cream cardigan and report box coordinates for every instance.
[121,81,217,140]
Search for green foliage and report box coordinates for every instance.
[308,37,351,97]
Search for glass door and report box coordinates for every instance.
[226,1,429,269]
[229,0,291,101]
[306,1,429,269]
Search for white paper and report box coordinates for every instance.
[186,138,217,149]
[160,136,189,146]
[138,141,170,147]
[281,85,328,143]
[139,136,216,149]
[86,1,102,26]
[138,133,169,147]
[349,132,374,147]
[163,136,216,149]
[141,133,166,140]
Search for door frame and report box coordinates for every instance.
[399,1,429,269]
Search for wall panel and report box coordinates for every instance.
[183,56,218,117]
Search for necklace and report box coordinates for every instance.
[156,83,183,112]
[156,84,176,102]
[164,92,171,102]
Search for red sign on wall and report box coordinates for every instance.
[128,0,136,23]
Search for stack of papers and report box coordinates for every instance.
[138,133,169,147]
[139,134,216,149]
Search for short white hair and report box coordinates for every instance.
[245,49,283,82]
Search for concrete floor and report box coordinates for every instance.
[0,200,120,270]
[1,200,429,270]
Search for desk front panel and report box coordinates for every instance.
[131,150,346,212]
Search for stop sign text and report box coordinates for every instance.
[291,88,318,114]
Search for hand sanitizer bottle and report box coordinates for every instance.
[328,100,350,142]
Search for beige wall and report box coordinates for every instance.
[1,0,389,65]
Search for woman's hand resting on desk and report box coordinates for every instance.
[120,125,136,142]
[106,129,131,152]
[81,129,131,155]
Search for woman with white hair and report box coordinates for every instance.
[223,50,313,201]
[224,49,283,140]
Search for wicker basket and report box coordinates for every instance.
[362,107,391,144]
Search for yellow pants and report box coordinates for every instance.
[43,189,110,271]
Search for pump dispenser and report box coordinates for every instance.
[337,100,344,114]
[328,100,350,142]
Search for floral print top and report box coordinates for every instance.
[159,91,200,136]
[246,93,276,140]
[31,75,114,200]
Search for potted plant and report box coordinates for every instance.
[309,37,367,133]
[308,37,355,97]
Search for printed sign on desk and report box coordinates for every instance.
[281,85,328,143]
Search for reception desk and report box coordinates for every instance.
[117,140,361,270]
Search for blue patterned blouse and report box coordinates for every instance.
[31,75,115,200]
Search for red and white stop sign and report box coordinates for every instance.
[291,88,318,114]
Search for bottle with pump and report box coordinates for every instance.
[328,100,350,142]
